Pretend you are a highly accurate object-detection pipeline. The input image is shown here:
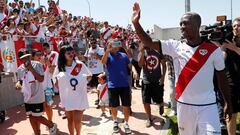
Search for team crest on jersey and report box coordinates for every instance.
[146,55,159,70]
[199,49,208,56]
[70,78,78,91]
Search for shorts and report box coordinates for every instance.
[141,82,164,104]
[177,103,221,135]
[24,103,44,117]
[230,85,240,113]
[88,73,101,88]
[108,87,131,107]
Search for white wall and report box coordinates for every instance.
[153,25,181,40]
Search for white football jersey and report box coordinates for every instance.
[161,40,225,105]
[57,60,92,111]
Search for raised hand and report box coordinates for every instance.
[132,2,141,24]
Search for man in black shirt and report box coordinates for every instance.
[221,17,240,135]
[138,44,166,127]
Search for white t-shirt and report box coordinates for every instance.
[0,13,7,23]
[100,27,112,40]
[42,51,59,90]
[21,70,35,102]
[17,61,45,104]
[84,45,104,74]
[97,83,109,104]
[56,60,92,111]
[161,39,225,105]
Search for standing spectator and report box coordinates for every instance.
[132,3,232,135]
[15,49,57,135]
[101,39,132,134]
[164,55,177,116]
[55,45,92,135]
[0,0,8,31]
[130,39,141,88]
[100,21,112,43]
[84,37,104,105]
[138,45,166,127]
[220,17,240,135]
[96,73,109,116]
[42,43,59,123]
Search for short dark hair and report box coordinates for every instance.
[31,49,41,57]
[184,12,201,28]
[43,42,50,48]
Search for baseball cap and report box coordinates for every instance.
[18,48,31,59]
[97,73,106,80]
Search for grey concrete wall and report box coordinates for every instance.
[0,73,23,110]
[154,25,181,40]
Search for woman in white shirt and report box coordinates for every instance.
[55,45,92,135]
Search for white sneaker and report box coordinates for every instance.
[49,123,57,135]
[168,110,177,117]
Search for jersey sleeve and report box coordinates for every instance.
[35,62,44,76]
[160,39,179,57]
[81,62,92,76]
[213,47,225,71]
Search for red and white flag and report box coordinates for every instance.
[0,38,26,72]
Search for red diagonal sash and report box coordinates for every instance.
[32,26,40,36]
[102,28,110,42]
[0,15,8,24]
[99,84,108,100]
[103,28,110,38]
[49,53,56,65]
[175,43,218,100]
[71,63,82,76]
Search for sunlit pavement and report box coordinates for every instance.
[0,82,171,135]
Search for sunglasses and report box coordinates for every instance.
[65,51,75,56]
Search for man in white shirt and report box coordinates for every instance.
[84,38,104,87]
[132,2,232,135]
[100,21,112,43]
[84,37,104,105]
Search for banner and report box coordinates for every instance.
[32,42,43,52]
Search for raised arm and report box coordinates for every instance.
[101,44,111,64]
[131,2,160,51]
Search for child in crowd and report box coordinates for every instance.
[96,73,109,116]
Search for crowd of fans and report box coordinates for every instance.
[0,0,140,54]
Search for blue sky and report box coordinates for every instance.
[18,0,240,30]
